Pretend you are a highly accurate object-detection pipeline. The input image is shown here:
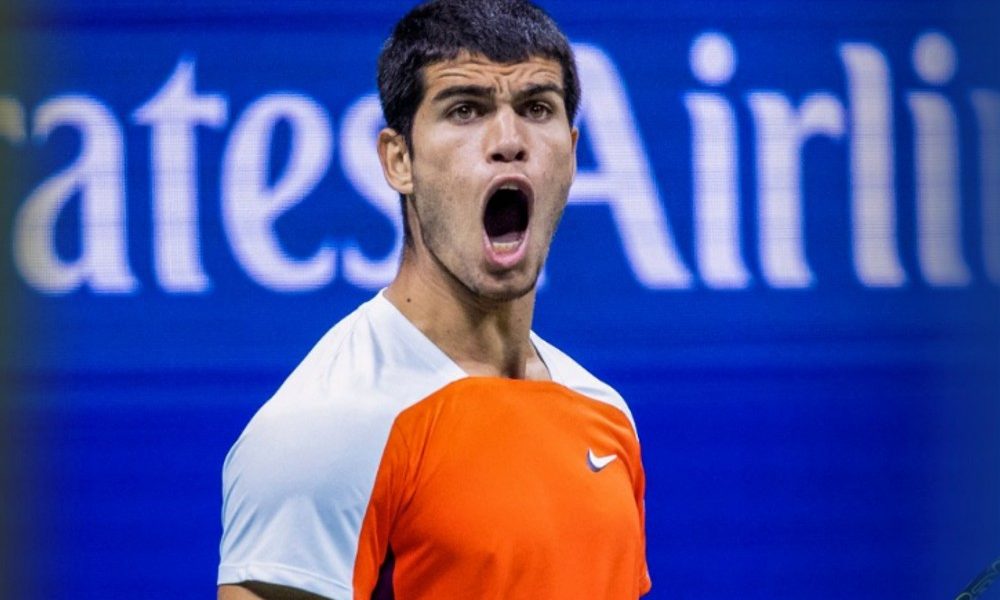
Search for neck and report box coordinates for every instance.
[385,249,548,380]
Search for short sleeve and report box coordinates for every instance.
[218,401,395,599]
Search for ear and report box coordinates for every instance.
[378,127,413,195]
[570,126,580,175]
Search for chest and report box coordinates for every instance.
[389,393,641,565]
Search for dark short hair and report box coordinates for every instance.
[378,0,580,144]
[377,0,580,247]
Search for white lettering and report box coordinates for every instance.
[909,32,970,286]
[5,39,997,296]
[686,32,750,288]
[340,93,403,289]
[133,58,227,293]
[13,96,137,294]
[747,92,845,287]
[571,44,693,288]
[222,93,334,291]
[840,43,906,287]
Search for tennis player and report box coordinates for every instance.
[218,1,650,597]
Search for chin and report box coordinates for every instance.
[469,273,538,303]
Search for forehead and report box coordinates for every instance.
[421,53,564,96]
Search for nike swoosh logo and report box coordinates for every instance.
[587,449,618,472]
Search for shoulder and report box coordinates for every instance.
[221,297,402,530]
[531,332,638,435]
[219,293,465,595]
[225,293,464,489]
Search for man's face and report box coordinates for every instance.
[392,53,578,302]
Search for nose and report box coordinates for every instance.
[486,107,527,163]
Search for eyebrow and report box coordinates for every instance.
[432,84,494,103]
[431,82,565,104]
[513,83,565,103]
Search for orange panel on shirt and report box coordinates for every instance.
[353,377,651,599]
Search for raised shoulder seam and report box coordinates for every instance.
[531,332,639,436]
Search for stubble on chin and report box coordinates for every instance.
[468,270,540,303]
[440,246,542,305]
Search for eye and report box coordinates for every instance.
[524,101,553,121]
[448,103,480,122]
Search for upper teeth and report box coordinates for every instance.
[500,184,519,191]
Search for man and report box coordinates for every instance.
[218,1,650,598]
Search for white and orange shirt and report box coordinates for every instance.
[218,292,650,599]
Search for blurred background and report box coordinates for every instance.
[1,0,998,597]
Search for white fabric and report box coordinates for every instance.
[218,291,633,598]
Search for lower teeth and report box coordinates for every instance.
[491,239,520,253]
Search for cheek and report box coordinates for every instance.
[541,135,576,173]
[413,169,479,230]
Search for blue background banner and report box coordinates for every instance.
[3,1,999,598]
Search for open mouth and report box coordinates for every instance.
[483,185,530,253]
